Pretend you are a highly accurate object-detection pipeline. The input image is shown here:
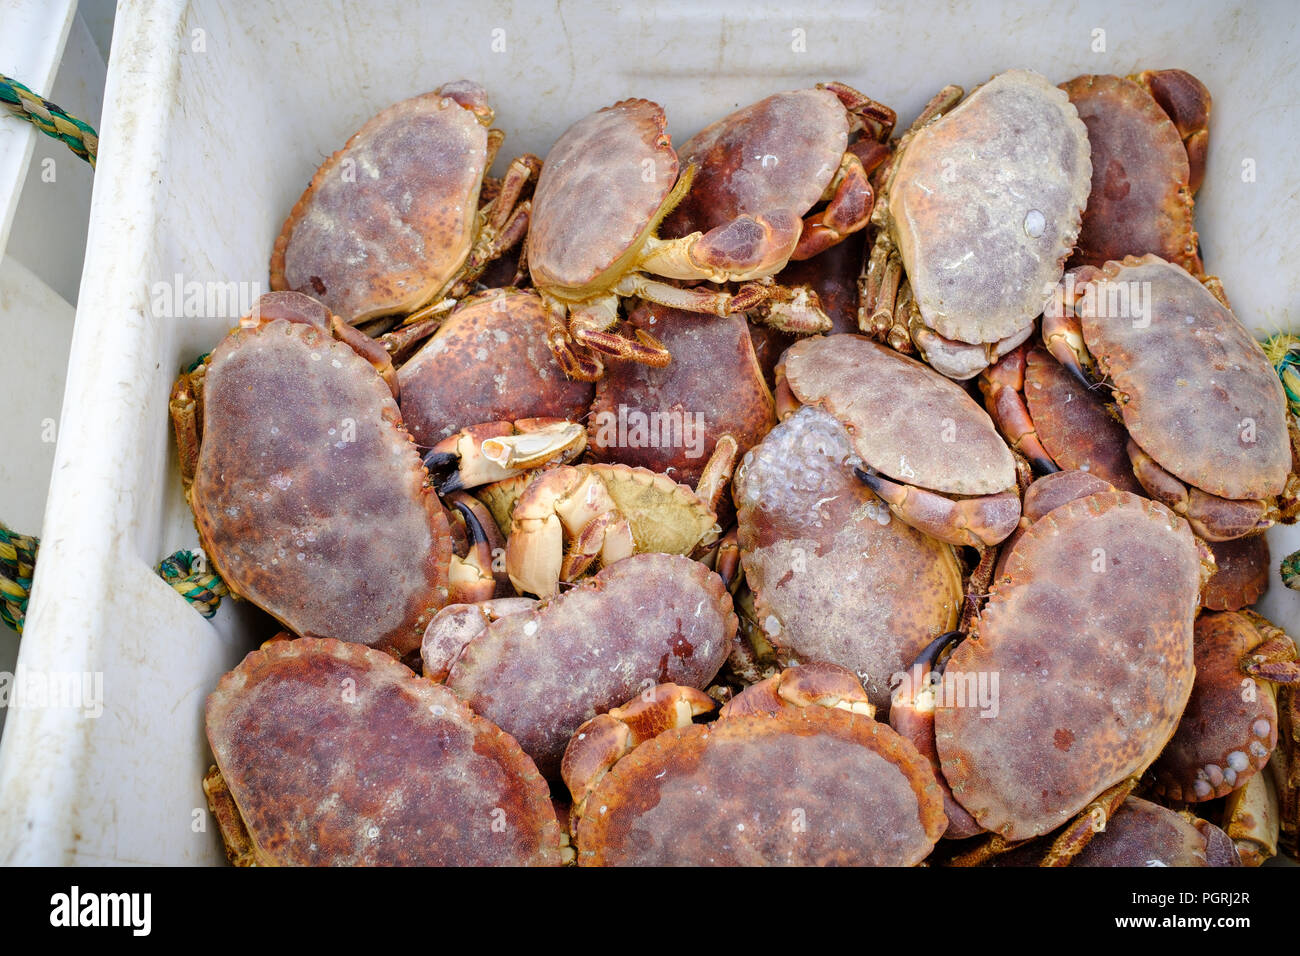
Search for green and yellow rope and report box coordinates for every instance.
[0,72,98,167]
[157,550,229,619]
[0,524,38,633]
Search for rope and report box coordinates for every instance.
[0,72,98,167]
[0,524,38,634]
[1263,332,1300,420]
[157,549,229,619]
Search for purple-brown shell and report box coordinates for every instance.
[271,85,491,324]
[205,638,563,865]
[1024,346,1142,494]
[589,303,775,489]
[575,708,946,866]
[529,99,679,292]
[1061,74,1197,271]
[191,295,450,655]
[937,490,1200,840]
[1202,535,1270,611]
[445,553,736,778]
[1072,797,1240,867]
[734,406,961,710]
[890,69,1091,344]
[1151,611,1279,801]
[784,334,1016,495]
[776,230,866,334]
[660,87,849,237]
[397,289,594,446]
[1080,256,1290,501]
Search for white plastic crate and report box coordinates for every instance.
[0,0,1296,865]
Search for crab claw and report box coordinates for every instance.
[855,469,1020,548]
[423,419,586,494]
[446,495,496,606]
[979,345,1061,476]
[720,662,875,719]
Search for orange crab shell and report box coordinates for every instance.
[574,708,946,866]
[937,490,1201,841]
[205,638,564,866]
[270,84,493,324]
[1201,535,1270,611]
[190,295,451,655]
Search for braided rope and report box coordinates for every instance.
[0,72,98,167]
[1262,333,1300,420]
[157,549,229,619]
[1283,549,1300,591]
[0,524,38,633]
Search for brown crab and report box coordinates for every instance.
[1150,609,1300,802]
[560,674,946,866]
[861,69,1091,379]
[444,552,736,778]
[732,404,963,711]
[1044,255,1296,540]
[935,489,1204,863]
[777,334,1021,548]
[1202,535,1270,611]
[203,637,565,865]
[1061,70,1210,273]
[528,98,827,380]
[270,82,537,326]
[169,292,460,655]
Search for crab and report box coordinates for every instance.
[394,289,594,449]
[931,488,1204,864]
[1149,609,1300,803]
[1201,534,1270,611]
[776,333,1022,548]
[1221,770,1280,866]
[169,291,466,655]
[979,343,1142,492]
[203,637,565,865]
[475,444,735,598]
[860,69,1091,379]
[1044,255,1296,540]
[528,98,834,380]
[444,552,737,778]
[560,673,946,866]
[731,403,963,711]
[587,301,776,501]
[270,82,538,326]
[1061,70,1210,273]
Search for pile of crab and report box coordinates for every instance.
[171,71,1300,867]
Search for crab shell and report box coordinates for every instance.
[573,708,946,866]
[1023,346,1142,494]
[1151,611,1282,801]
[445,552,736,778]
[1079,256,1290,503]
[589,303,775,491]
[190,293,450,655]
[889,69,1091,345]
[528,98,678,294]
[1061,74,1198,272]
[783,334,1016,496]
[936,490,1201,841]
[659,87,852,240]
[397,289,594,447]
[776,230,867,334]
[1073,798,1240,867]
[733,405,962,711]
[1202,535,1270,611]
[270,83,493,324]
[204,638,563,865]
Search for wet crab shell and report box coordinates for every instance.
[589,303,776,490]
[445,553,736,778]
[733,405,962,710]
[1072,798,1241,867]
[1061,74,1197,271]
[890,69,1091,345]
[574,708,946,866]
[659,87,850,238]
[1201,535,1270,611]
[1023,346,1142,494]
[271,85,492,324]
[397,289,594,447]
[1150,611,1282,801]
[190,302,450,655]
[783,334,1015,495]
[1081,256,1290,502]
[936,490,1200,841]
[205,638,563,865]
[529,99,678,293]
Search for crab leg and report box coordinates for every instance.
[979,345,1061,475]
[424,419,586,493]
[1040,775,1141,867]
[694,434,740,515]
[856,469,1021,548]
[790,153,875,261]
[1237,610,1300,685]
[446,495,496,605]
